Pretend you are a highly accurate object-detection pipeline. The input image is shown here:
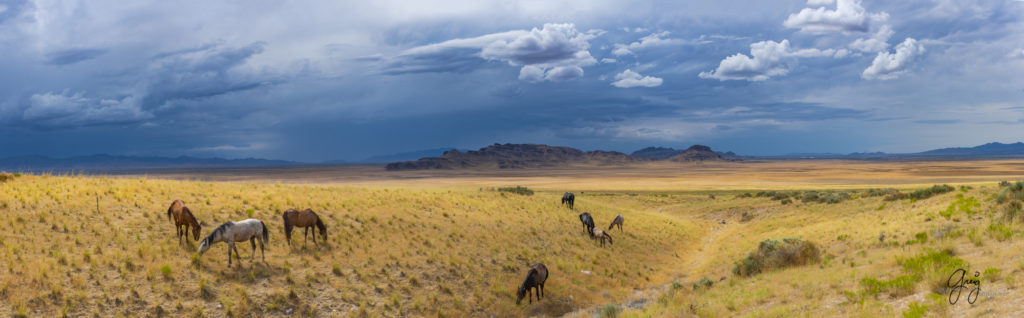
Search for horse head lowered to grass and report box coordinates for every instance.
[282,208,327,246]
[198,218,269,267]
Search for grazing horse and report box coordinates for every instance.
[167,200,201,242]
[561,192,575,209]
[579,212,595,237]
[282,208,327,246]
[608,214,624,232]
[592,228,613,247]
[516,263,549,305]
[198,219,269,268]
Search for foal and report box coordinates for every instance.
[608,214,624,232]
[578,212,595,237]
[167,200,201,242]
[198,219,269,268]
[282,208,327,246]
[592,227,613,247]
[516,263,549,305]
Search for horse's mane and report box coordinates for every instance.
[313,212,326,231]
[182,207,198,225]
[203,221,232,243]
[520,268,538,290]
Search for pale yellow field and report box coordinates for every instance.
[2,160,1024,317]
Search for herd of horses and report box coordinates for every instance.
[168,191,622,305]
[167,201,328,267]
[516,192,626,305]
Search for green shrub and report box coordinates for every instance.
[160,265,172,278]
[884,184,955,201]
[987,223,1014,241]
[864,188,899,197]
[733,238,821,277]
[997,181,1024,204]
[898,248,969,293]
[861,275,918,298]
[902,301,928,318]
[497,186,533,196]
[905,232,928,245]
[983,267,1002,282]
[692,277,713,291]
[942,194,980,219]
[601,303,621,318]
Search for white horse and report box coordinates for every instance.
[198,218,269,267]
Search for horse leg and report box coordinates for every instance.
[227,242,234,267]
[258,235,266,263]
[285,226,292,247]
[535,285,540,300]
[303,227,309,245]
[540,282,545,299]
[311,228,317,246]
[250,237,257,260]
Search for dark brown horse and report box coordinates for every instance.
[608,214,624,232]
[282,208,327,246]
[562,192,575,209]
[516,263,549,305]
[167,199,201,242]
[579,212,595,237]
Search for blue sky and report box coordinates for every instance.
[0,0,1022,162]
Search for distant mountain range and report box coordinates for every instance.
[3,142,1023,172]
[385,143,736,170]
[0,154,295,172]
[769,142,1024,159]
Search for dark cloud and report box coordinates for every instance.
[45,48,108,65]
[0,0,1021,160]
[914,119,960,124]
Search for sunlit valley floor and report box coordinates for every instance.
[1,160,1024,317]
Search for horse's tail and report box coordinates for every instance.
[167,202,174,221]
[282,212,291,239]
[260,220,269,243]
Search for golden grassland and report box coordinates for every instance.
[1,160,1023,317]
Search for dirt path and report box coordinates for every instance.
[559,209,728,317]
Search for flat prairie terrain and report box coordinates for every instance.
[2,160,1024,317]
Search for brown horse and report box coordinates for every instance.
[592,227,613,247]
[608,214,624,232]
[282,208,327,246]
[166,199,201,242]
[516,263,549,305]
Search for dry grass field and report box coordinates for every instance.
[2,160,1024,317]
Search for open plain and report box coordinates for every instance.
[3,159,1024,317]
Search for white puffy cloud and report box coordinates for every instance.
[783,0,887,34]
[806,0,835,6]
[387,23,597,82]
[849,25,894,53]
[862,38,925,80]
[611,31,700,56]
[23,91,152,127]
[611,69,663,88]
[1008,48,1024,59]
[600,58,616,63]
[699,40,840,81]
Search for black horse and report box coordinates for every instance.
[516,263,549,305]
[561,192,575,209]
[579,212,595,237]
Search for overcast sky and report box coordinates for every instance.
[0,0,1022,161]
